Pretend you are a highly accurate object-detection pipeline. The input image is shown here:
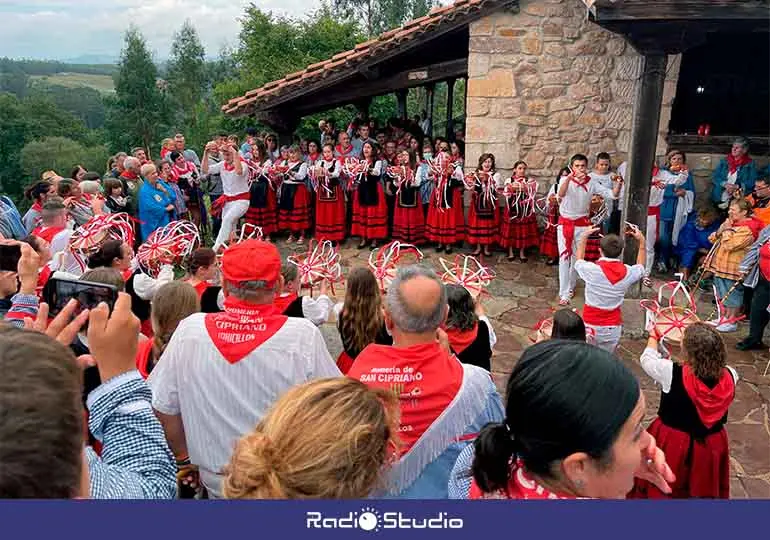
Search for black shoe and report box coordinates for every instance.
[445,246,452,255]
[435,245,444,253]
[736,339,766,351]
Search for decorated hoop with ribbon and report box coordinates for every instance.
[287,238,343,295]
[530,314,597,344]
[343,158,367,190]
[368,241,424,293]
[68,213,136,272]
[640,273,700,352]
[438,255,495,299]
[504,179,538,221]
[136,220,200,278]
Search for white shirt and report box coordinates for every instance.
[276,292,334,326]
[132,265,174,301]
[650,169,689,208]
[48,228,83,276]
[148,313,341,497]
[640,347,738,393]
[208,161,249,197]
[575,258,645,310]
[479,315,498,350]
[558,175,616,220]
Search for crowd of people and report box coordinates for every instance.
[0,116,766,501]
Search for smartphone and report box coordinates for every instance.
[0,244,21,272]
[44,277,118,317]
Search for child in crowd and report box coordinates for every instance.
[103,178,128,214]
[575,227,646,353]
[443,285,497,372]
[677,205,722,282]
[501,161,538,262]
[273,263,334,326]
[467,153,502,257]
[633,323,736,499]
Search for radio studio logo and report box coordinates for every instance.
[306,506,464,532]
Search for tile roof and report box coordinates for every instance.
[223,0,515,117]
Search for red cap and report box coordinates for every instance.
[221,240,281,286]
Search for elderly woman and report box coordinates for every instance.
[704,198,763,332]
[657,150,695,273]
[137,162,176,241]
[711,137,759,210]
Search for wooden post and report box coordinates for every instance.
[426,83,435,137]
[623,54,668,288]
[445,78,456,139]
[397,89,408,120]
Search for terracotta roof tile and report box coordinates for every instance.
[225,0,511,116]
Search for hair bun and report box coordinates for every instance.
[222,432,286,499]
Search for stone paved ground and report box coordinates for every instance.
[280,240,770,499]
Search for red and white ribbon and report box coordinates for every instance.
[368,240,424,293]
[68,213,136,273]
[505,178,538,220]
[136,220,200,278]
[287,238,343,295]
[439,255,495,299]
[640,273,699,356]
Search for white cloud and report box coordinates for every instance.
[0,0,321,60]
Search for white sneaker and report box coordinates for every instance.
[716,322,737,333]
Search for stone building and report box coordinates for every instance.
[224,0,769,214]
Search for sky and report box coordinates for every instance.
[0,0,323,62]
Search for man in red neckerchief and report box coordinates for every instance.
[575,228,646,353]
[148,240,340,498]
[556,153,622,306]
[348,265,503,498]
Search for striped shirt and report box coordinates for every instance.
[147,312,341,498]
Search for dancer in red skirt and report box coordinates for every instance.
[391,149,426,245]
[501,161,539,263]
[244,142,277,241]
[632,322,735,499]
[278,146,311,244]
[467,153,502,257]
[540,167,569,265]
[312,143,346,243]
[426,152,466,254]
[351,141,388,249]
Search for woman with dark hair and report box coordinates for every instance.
[450,140,465,169]
[448,341,674,499]
[312,143,346,244]
[501,161,539,263]
[550,308,587,341]
[22,180,54,232]
[443,285,496,371]
[467,153,502,257]
[391,149,426,245]
[277,145,311,244]
[244,141,277,241]
[70,165,87,182]
[632,323,735,499]
[351,141,388,249]
[87,239,133,274]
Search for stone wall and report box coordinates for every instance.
[464,0,680,187]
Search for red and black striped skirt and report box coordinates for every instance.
[351,184,388,240]
[244,189,277,236]
[466,196,499,246]
[393,202,426,245]
[500,210,539,250]
[314,186,346,242]
[426,190,465,245]
[278,185,311,233]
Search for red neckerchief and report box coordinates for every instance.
[470,459,577,499]
[308,152,319,163]
[595,258,628,285]
[31,201,43,213]
[273,292,299,314]
[186,279,210,298]
[36,265,52,298]
[32,225,64,243]
[135,340,154,380]
[204,297,288,364]
[173,161,195,177]
[445,323,479,355]
[120,170,139,181]
[223,157,246,172]
[733,217,763,240]
[727,153,752,174]
[682,365,735,428]
[335,144,354,158]
[348,342,463,455]
[569,173,591,191]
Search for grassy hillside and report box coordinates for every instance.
[29,72,114,93]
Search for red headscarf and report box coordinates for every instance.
[726,153,752,175]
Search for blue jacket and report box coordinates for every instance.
[711,157,758,204]
[676,214,721,269]
[138,180,176,241]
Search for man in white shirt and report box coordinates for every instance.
[556,153,622,305]
[148,240,341,498]
[575,228,646,352]
[202,142,250,251]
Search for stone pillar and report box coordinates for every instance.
[446,78,456,139]
[426,83,435,137]
[623,54,668,275]
[397,89,408,120]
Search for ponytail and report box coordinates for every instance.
[472,422,517,493]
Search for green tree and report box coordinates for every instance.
[167,20,207,127]
[20,137,109,181]
[333,0,434,36]
[105,26,169,153]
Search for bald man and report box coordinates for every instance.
[348,265,504,498]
